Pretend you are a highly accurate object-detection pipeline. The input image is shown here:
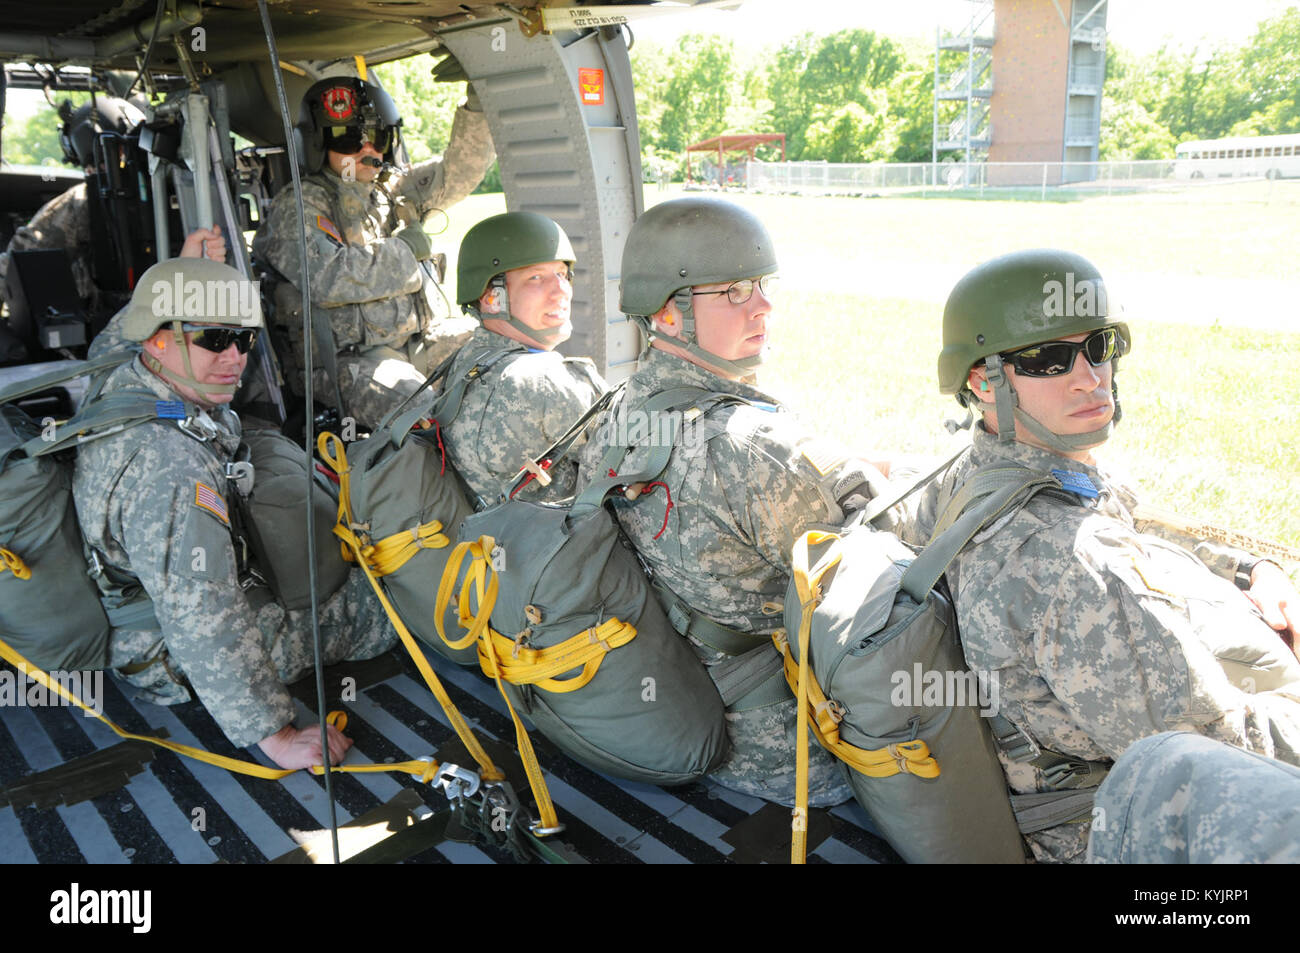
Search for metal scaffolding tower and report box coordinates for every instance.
[1062,0,1108,181]
[933,0,994,175]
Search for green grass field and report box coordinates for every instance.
[439,182,1300,553]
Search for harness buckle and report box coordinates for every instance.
[225,461,255,497]
[176,410,221,443]
[432,762,482,801]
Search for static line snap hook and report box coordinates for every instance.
[433,762,482,800]
[529,818,566,837]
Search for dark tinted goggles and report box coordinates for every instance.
[183,325,259,355]
[324,124,394,155]
[1002,325,1129,378]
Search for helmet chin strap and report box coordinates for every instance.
[478,276,566,347]
[141,322,240,405]
[664,289,763,380]
[983,354,1114,454]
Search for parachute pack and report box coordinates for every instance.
[440,386,733,786]
[776,462,1130,863]
[324,354,730,787]
[1,350,350,671]
[1,351,145,670]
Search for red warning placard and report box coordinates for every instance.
[578,67,605,106]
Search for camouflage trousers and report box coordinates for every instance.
[1088,731,1300,863]
[307,315,478,430]
[709,696,853,808]
[109,570,397,706]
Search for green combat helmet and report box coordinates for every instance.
[456,211,576,346]
[620,197,777,380]
[120,258,263,403]
[939,248,1130,454]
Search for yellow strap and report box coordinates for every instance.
[365,519,451,577]
[1,546,32,580]
[436,535,558,828]
[774,636,939,778]
[437,533,659,833]
[317,432,508,786]
[479,618,636,693]
[784,530,940,864]
[0,636,435,781]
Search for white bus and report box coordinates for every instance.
[1174,133,1300,180]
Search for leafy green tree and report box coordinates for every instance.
[887,68,934,162]
[765,29,909,160]
[656,34,736,154]
[372,56,466,163]
[1099,98,1176,159]
[2,95,89,166]
[804,96,893,163]
[1237,7,1300,133]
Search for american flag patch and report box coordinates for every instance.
[194,482,230,525]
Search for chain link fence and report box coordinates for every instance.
[743,159,1289,199]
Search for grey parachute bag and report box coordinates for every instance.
[317,346,517,665]
[437,386,730,785]
[0,352,146,671]
[233,429,352,611]
[777,462,1072,863]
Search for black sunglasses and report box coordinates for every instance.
[182,325,259,355]
[1002,326,1129,378]
[325,125,394,155]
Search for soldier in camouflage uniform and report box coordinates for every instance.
[914,248,1300,862]
[578,198,900,807]
[1088,731,1300,863]
[1,97,224,326]
[73,258,395,770]
[251,75,495,430]
[442,212,605,508]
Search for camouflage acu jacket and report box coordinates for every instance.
[441,326,605,508]
[0,181,97,312]
[576,347,896,807]
[908,428,1300,862]
[72,360,393,749]
[251,106,494,356]
[579,347,894,645]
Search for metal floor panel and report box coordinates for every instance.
[1,651,898,864]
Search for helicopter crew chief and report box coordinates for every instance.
[252,73,495,429]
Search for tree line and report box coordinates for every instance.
[3,8,1295,180]
[632,7,1300,177]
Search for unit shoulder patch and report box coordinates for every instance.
[316,215,344,246]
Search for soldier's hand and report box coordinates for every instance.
[258,723,353,770]
[180,225,227,263]
[393,222,434,261]
[1245,560,1298,653]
